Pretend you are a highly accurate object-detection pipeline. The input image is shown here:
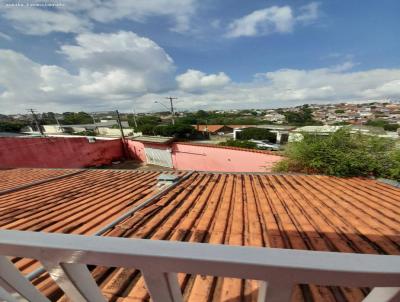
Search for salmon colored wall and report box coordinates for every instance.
[171,143,283,172]
[0,137,124,168]
[126,140,146,162]
[126,140,284,172]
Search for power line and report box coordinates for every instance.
[155,97,177,125]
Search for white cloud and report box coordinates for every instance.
[0,31,177,113]
[0,0,197,35]
[1,34,400,114]
[226,6,293,38]
[60,31,176,94]
[176,69,230,92]
[226,2,320,38]
[1,7,91,35]
[0,32,12,41]
[296,2,320,23]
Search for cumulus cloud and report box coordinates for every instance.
[226,6,293,38]
[1,7,91,35]
[0,31,177,113]
[60,31,176,93]
[1,32,400,114]
[176,69,230,92]
[226,2,320,38]
[0,0,197,35]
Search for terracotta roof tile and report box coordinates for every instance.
[192,125,229,132]
[1,169,399,301]
[0,168,77,191]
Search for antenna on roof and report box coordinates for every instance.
[26,109,44,136]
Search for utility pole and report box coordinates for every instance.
[55,116,63,133]
[90,114,96,125]
[115,110,126,141]
[165,96,177,125]
[27,109,44,136]
[115,110,130,159]
[131,107,138,128]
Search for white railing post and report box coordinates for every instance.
[0,230,399,302]
[0,284,20,302]
[142,270,183,302]
[362,287,400,302]
[41,262,106,302]
[257,280,293,302]
[0,256,50,302]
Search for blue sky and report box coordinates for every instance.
[0,0,399,113]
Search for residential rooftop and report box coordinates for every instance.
[0,168,399,301]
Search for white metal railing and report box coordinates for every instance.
[0,230,399,302]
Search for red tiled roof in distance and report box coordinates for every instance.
[192,125,232,133]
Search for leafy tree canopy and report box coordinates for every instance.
[237,127,277,143]
[282,105,322,126]
[127,115,162,128]
[62,112,93,125]
[274,129,400,180]
[219,139,258,149]
[0,121,28,132]
[41,112,57,125]
[366,119,399,131]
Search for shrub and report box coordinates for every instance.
[237,127,277,143]
[383,123,400,131]
[0,121,28,132]
[219,139,257,149]
[154,124,196,138]
[273,128,400,179]
[138,124,156,135]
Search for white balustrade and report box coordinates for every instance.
[0,230,399,302]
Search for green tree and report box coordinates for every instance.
[274,129,400,180]
[384,124,399,131]
[41,112,57,124]
[0,121,28,132]
[128,115,162,129]
[219,139,258,149]
[365,119,387,128]
[62,112,93,125]
[237,127,277,142]
[332,121,351,126]
[153,124,196,138]
[138,124,156,135]
[365,119,400,131]
[282,105,322,126]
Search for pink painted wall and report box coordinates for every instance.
[171,143,283,172]
[0,137,124,169]
[126,140,284,172]
[126,140,146,162]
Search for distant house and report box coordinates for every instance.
[263,113,286,124]
[289,125,342,142]
[43,120,131,136]
[193,125,234,135]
